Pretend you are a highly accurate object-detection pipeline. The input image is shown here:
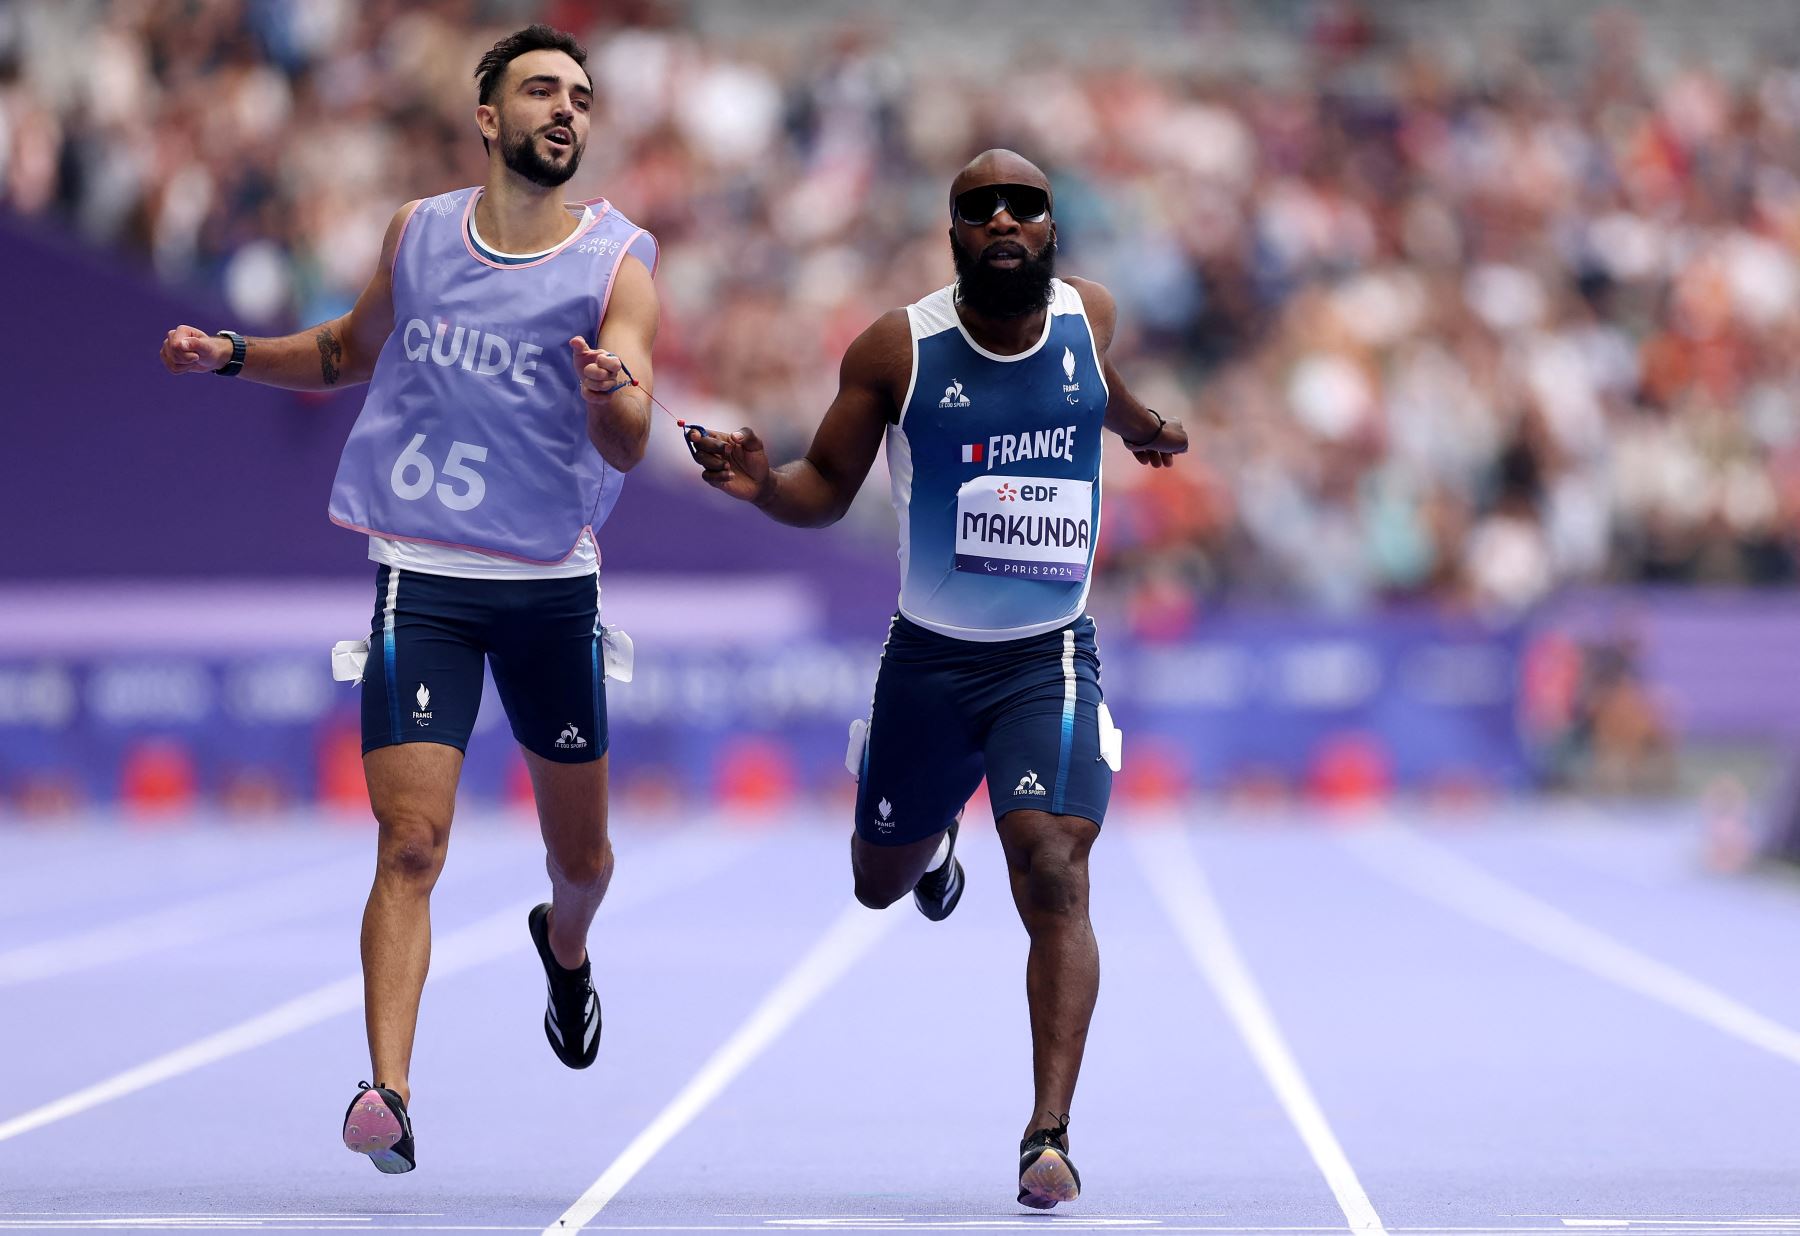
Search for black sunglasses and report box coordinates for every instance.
[952,183,1051,226]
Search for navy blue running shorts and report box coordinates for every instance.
[853,613,1112,845]
[360,564,607,763]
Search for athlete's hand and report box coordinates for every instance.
[688,426,772,504]
[1127,416,1188,469]
[160,326,232,375]
[570,336,629,406]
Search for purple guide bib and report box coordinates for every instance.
[328,187,658,563]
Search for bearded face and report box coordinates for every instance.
[497,107,583,187]
[950,229,1057,319]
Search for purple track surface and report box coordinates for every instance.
[2,803,1798,1235]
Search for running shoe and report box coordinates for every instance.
[342,1082,414,1174]
[529,902,601,1069]
[912,814,965,922]
[1018,1115,1080,1209]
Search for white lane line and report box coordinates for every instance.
[1130,830,1388,1236]
[1344,828,1800,1069]
[0,856,375,988]
[546,900,899,1233]
[0,1230,1684,1236]
[0,1222,384,1229]
[766,1224,1166,1230]
[0,833,762,1144]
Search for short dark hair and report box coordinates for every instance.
[473,24,589,106]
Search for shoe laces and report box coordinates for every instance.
[550,966,594,1017]
[1023,1112,1071,1152]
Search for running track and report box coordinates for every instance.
[2,802,1797,1234]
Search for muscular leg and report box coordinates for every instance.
[996,808,1100,1142]
[850,826,950,910]
[361,742,464,1106]
[524,749,613,967]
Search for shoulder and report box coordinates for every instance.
[595,200,649,233]
[843,307,913,384]
[904,284,961,340]
[388,190,468,254]
[602,254,659,327]
[1059,276,1116,351]
[375,199,425,270]
[387,199,425,238]
[834,309,914,417]
[1060,275,1113,312]
[413,187,475,219]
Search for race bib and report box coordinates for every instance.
[954,475,1093,581]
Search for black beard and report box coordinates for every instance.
[500,124,581,188]
[951,232,1056,318]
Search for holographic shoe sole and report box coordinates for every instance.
[342,1082,414,1174]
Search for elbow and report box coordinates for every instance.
[622,425,650,471]
[592,434,647,473]
[326,322,375,387]
[799,497,851,529]
[586,412,650,472]
[803,459,854,527]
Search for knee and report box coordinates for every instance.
[374,811,448,886]
[548,840,612,892]
[854,880,905,911]
[848,834,910,910]
[1022,852,1087,922]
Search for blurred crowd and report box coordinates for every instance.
[5,0,1800,614]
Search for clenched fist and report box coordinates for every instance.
[160,326,232,375]
[569,336,628,406]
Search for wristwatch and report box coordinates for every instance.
[213,330,247,377]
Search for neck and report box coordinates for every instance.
[955,296,1048,356]
[474,170,580,253]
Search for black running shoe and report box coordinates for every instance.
[912,814,965,922]
[1018,1115,1080,1209]
[342,1082,414,1174]
[529,902,600,1069]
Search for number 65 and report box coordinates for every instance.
[389,434,489,511]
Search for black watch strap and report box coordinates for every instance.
[213,330,247,377]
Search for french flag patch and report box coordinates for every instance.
[961,443,983,463]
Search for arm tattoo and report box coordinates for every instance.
[316,328,344,385]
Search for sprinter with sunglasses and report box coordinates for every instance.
[686,149,1186,1209]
